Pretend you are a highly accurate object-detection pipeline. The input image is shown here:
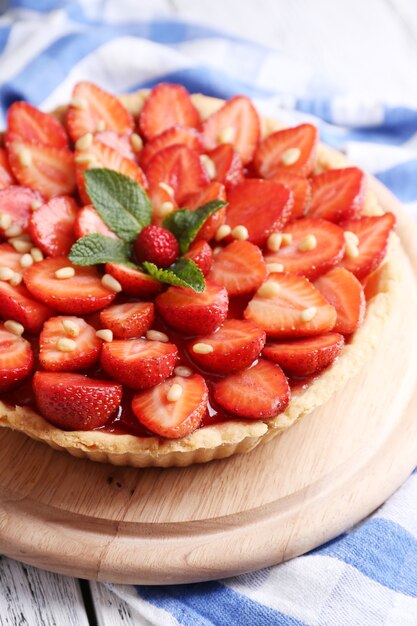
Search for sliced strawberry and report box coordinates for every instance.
[314,267,366,335]
[29,196,78,257]
[74,205,117,240]
[140,126,205,169]
[226,179,292,246]
[0,281,54,333]
[263,333,344,377]
[308,167,366,222]
[148,184,178,225]
[270,171,311,219]
[263,218,345,280]
[207,144,244,188]
[100,302,154,339]
[145,144,209,206]
[0,148,15,189]
[66,81,133,142]
[0,186,43,236]
[33,371,122,430]
[182,181,226,241]
[101,338,178,389]
[340,213,395,279]
[39,315,101,371]
[188,319,265,374]
[7,140,76,198]
[213,358,290,419]
[24,257,116,314]
[6,101,69,148]
[139,83,201,141]
[254,124,318,178]
[156,281,228,336]
[0,324,33,391]
[184,240,213,276]
[95,131,136,161]
[105,262,163,298]
[208,240,267,296]
[244,273,337,338]
[202,95,260,165]
[0,242,22,272]
[132,373,208,439]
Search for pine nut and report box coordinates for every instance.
[280,147,301,166]
[0,267,14,281]
[300,306,317,322]
[75,133,93,151]
[156,201,175,218]
[0,213,12,230]
[174,366,193,377]
[75,153,96,165]
[56,337,77,352]
[345,241,360,259]
[266,263,284,273]
[215,224,231,241]
[62,319,80,338]
[55,267,75,280]
[192,343,214,354]
[96,329,113,342]
[200,154,216,180]
[9,272,22,286]
[31,200,43,211]
[258,280,281,298]
[267,232,282,252]
[10,238,32,253]
[18,148,32,167]
[19,253,33,268]
[130,133,143,152]
[158,182,175,197]
[231,225,249,241]
[218,125,235,144]
[96,119,106,132]
[101,273,122,292]
[4,320,24,336]
[30,247,44,262]
[298,234,317,252]
[5,224,22,238]
[344,230,360,246]
[281,233,293,246]
[146,330,169,343]
[166,383,183,402]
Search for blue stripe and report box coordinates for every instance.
[375,159,417,202]
[0,26,11,56]
[9,0,71,9]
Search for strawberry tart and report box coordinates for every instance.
[0,82,401,467]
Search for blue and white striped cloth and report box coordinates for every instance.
[1,2,417,624]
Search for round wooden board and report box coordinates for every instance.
[1,180,417,585]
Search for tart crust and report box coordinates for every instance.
[0,92,406,467]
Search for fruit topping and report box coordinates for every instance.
[184,240,213,276]
[314,267,366,335]
[134,224,179,268]
[207,143,244,188]
[270,170,311,219]
[208,240,267,296]
[39,316,101,371]
[100,302,154,339]
[140,125,205,168]
[6,101,69,148]
[0,149,15,189]
[182,181,227,241]
[29,196,78,257]
[254,123,318,178]
[0,186,42,236]
[0,275,54,334]
[105,262,163,297]
[139,83,201,140]
[308,167,365,222]
[74,205,118,239]
[94,131,136,161]
[0,323,33,391]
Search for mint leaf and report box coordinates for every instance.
[69,233,131,266]
[163,200,227,254]
[84,169,152,242]
[143,258,205,292]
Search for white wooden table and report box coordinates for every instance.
[1,0,415,623]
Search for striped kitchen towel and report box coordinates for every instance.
[1,1,417,624]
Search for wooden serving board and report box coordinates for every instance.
[1,180,417,585]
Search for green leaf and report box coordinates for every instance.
[84,169,152,242]
[69,233,131,266]
[163,200,227,254]
[143,258,205,292]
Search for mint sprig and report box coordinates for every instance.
[69,233,131,265]
[163,200,226,254]
[84,169,152,242]
[143,258,205,292]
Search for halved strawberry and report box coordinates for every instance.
[254,123,318,178]
[0,324,33,391]
[182,181,226,241]
[39,316,101,371]
[139,83,201,141]
[132,373,208,438]
[184,240,213,276]
[145,144,209,206]
[100,302,154,339]
[0,242,23,271]
[244,273,337,338]
[24,257,116,314]
[148,184,178,225]
[29,196,78,257]
[188,319,266,374]
[95,131,136,161]
[263,332,344,377]
[140,126,205,168]
[213,358,290,419]
[207,144,244,188]
[156,281,228,336]
[7,140,76,198]
[0,280,54,333]
[101,338,178,389]
[33,371,122,430]
[6,101,69,148]
[202,95,260,165]
[314,267,366,335]
[66,81,133,142]
[0,149,15,189]
[208,240,267,296]
[264,218,345,280]
[0,186,43,236]
[270,171,311,219]
[74,205,117,239]
[105,262,163,298]
[226,179,292,246]
[340,213,395,279]
[308,167,365,222]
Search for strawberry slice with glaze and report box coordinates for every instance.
[207,144,244,188]
[314,267,366,335]
[132,373,208,439]
[264,218,345,280]
[156,282,228,336]
[254,123,318,178]
[74,205,117,240]
[184,240,213,276]
[148,183,178,225]
[202,95,260,165]
[29,196,78,257]
[308,167,366,222]
[0,323,33,391]
[0,149,15,188]
[33,371,122,430]
[66,81,134,142]
[140,126,205,169]
[101,338,178,390]
[208,240,267,296]
[213,358,290,419]
[6,101,69,148]
[105,262,163,298]
[226,179,293,246]
[0,186,42,236]
[263,333,344,377]
[139,83,201,141]
[0,242,23,272]
[100,302,155,339]
[95,131,136,161]
[39,316,101,371]
[270,171,311,219]
[24,257,116,314]
[244,273,337,338]
[188,319,266,375]
[183,181,227,241]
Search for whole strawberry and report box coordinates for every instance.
[134,224,179,268]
